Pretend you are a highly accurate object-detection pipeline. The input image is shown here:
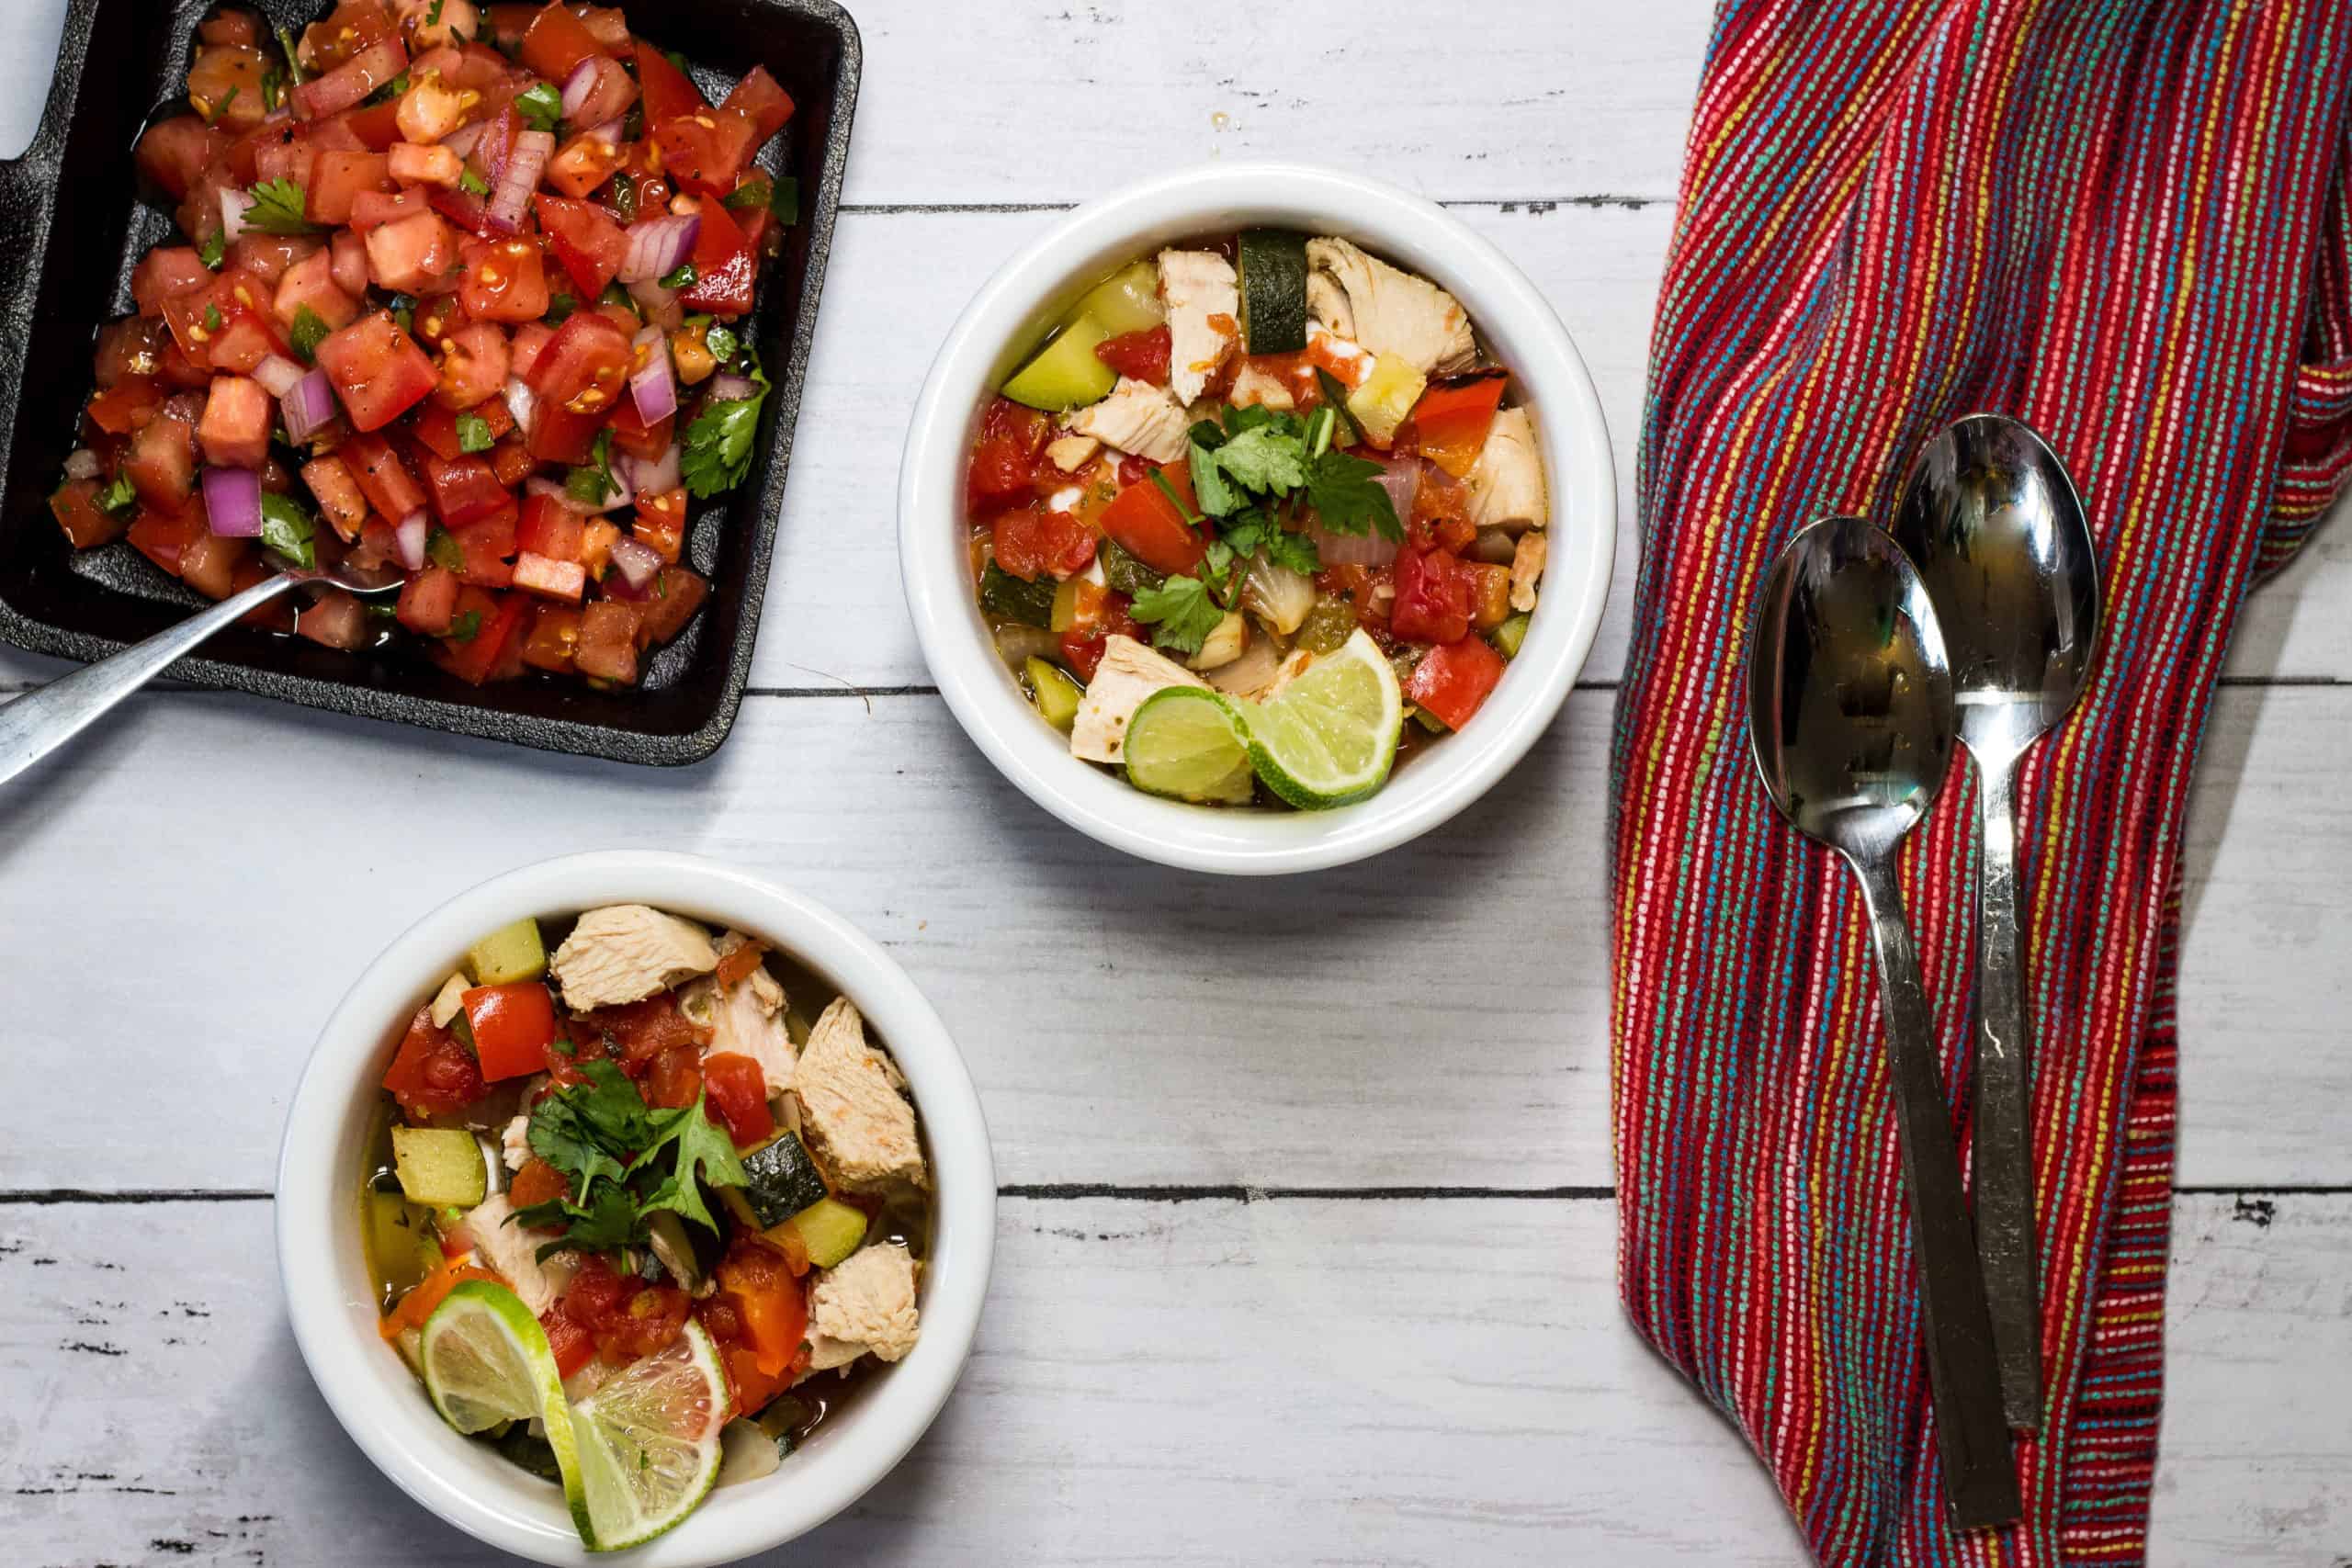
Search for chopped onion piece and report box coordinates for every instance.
[617,214,699,284]
[608,530,663,591]
[220,187,257,243]
[707,372,757,403]
[560,58,605,121]
[628,326,678,426]
[1306,519,1399,570]
[628,444,683,495]
[200,466,263,536]
[488,130,553,233]
[393,509,429,571]
[63,448,100,480]
[503,375,537,436]
[252,354,307,399]
[442,119,488,161]
[281,368,337,446]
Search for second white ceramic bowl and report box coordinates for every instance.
[277,851,995,1567]
[899,162,1614,874]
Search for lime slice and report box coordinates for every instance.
[1123,686,1257,805]
[419,1280,583,1493]
[1246,628,1403,808]
[567,1318,729,1552]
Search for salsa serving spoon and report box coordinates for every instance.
[0,556,402,787]
[1894,413,2100,1433]
[1748,516,2020,1529]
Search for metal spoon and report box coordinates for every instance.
[1893,414,2098,1433]
[1748,516,2020,1529]
[0,555,401,787]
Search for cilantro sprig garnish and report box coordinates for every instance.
[513,1059,749,1260]
[681,355,771,498]
[243,179,321,236]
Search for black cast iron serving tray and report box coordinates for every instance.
[0,0,860,764]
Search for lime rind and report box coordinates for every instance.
[567,1318,729,1552]
[1123,686,1257,805]
[1245,630,1403,808]
[420,1281,586,1521]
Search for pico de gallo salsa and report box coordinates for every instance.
[966,230,1551,804]
[49,2,804,688]
[366,903,931,1541]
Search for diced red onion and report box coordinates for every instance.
[442,120,488,161]
[583,117,625,149]
[220,187,257,243]
[503,375,537,435]
[1306,517,1399,569]
[200,465,263,536]
[488,130,552,233]
[608,530,663,592]
[707,372,757,403]
[281,368,337,446]
[617,214,699,283]
[524,476,571,502]
[560,59,603,120]
[601,561,653,601]
[252,354,306,399]
[393,509,429,571]
[627,443,682,495]
[628,326,678,426]
[1370,452,1422,524]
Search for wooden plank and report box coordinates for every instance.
[1,1192,2342,1565]
[0,683,2344,1193]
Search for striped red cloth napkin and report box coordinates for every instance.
[1610,2,2352,1562]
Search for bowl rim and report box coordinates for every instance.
[897,160,1615,875]
[275,850,996,1567]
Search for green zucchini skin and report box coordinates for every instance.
[739,1134,830,1228]
[1238,229,1309,355]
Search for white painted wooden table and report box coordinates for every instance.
[4,6,2347,1564]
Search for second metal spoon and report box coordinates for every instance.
[1895,414,2100,1433]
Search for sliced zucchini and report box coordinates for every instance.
[979,561,1057,628]
[465,917,547,987]
[737,1134,829,1228]
[1492,612,1531,659]
[1237,228,1308,354]
[1002,316,1114,412]
[1024,656,1083,732]
[1069,259,1165,337]
[390,1126,489,1210]
[769,1197,868,1270]
[1346,354,1430,449]
[364,1190,442,1299]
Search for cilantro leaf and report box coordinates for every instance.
[458,164,489,197]
[1188,433,1239,519]
[425,525,465,571]
[526,1064,638,1201]
[514,82,563,135]
[1304,449,1403,542]
[288,305,332,363]
[197,229,226,271]
[515,1181,644,1262]
[657,261,697,290]
[456,412,494,454]
[97,473,138,515]
[567,428,618,504]
[1221,513,1321,577]
[446,608,483,643]
[1212,423,1308,497]
[1128,573,1227,655]
[680,359,771,498]
[243,179,321,236]
[630,1095,748,1235]
[701,323,739,365]
[257,493,316,570]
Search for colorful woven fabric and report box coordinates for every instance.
[1609,3,2352,1563]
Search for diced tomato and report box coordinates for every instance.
[678,197,758,316]
[562,1253,689,1363]
[639,1044,698,1110]
[309,150,392,224]
[537,1303,594,1380]
[652,107,761,199]
[197,376,272,469]
[1100,462,1206,576]
[509,1156,569,1215]
[381,1006,488,1119]
[430,321,510,412]
[576,598,641,682]
[50,479,127,549]
[721,67,794,142]
[128,503,203,575]
[364,210,459,295]
[293,35,407,121]
[395,564,461,635]
[329,229,369,297]
[1405,634,1508,729]
[700,1053,775,1146]
[127,405,199,509]
[342,434,428,517]
[1095,325,1171,384]
[86,379,164,435]
[602,400,670,465]
[335,97,403,152]
[526,310,634,421]
[705,1235,808,1416]
[991,505,1096,581]
[347,187,433,232]
[429,586,527,684]
[457,235,550,323]
[633,38,706,124]
[315,311,438,431]
[518,1,606,80]
[533,194,629,299]
[1390,547,1481,645]
[188,41,274,131]
[488,434,536,486]
[520,602,583,672]
[424,184,498,239]
[177,528,249,600]
[130,248,216,317]
[966,398,1050,508]
[416,448,510,528]
[460,982,559,1081]
[1058,599,1144,682]
[273,246,361,333]
[93,318,166,388]
[634,488,688,561]
[296,589,371,650]
[303,456,371,541]
[198,11,260,46]
[447,504,520,587]
[546,128,628,199]
[135,115,228,202]
[635,566,707,647]
[516,492,586,560]
[299,0,400,72]
[512,550,587,601]
[225,234,320,285]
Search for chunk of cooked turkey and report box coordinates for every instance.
[1063,376,1189,464]
[1305,237,1476,377]
[802,1243,922,1372]
[791,998,926,1190]
[684,932,797,1098]
[1158,248,1238,403]
[1069,634,1207,764]
[461,1191,574,1316]
[549,905,719,1011]
[1465,407,1546,532]
[1510,530,1547,613]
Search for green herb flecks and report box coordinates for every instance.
[456,412,495,454]
[257,493,317,570]
[243,179,321,236]
[514,82,562,135]
[513,1061,750,1260]
[288,305,333,364]
[680,355,770,498]
[1128,573,1227,657]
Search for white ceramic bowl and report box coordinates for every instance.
[899,162,1615,874]
[277,851,996,1567]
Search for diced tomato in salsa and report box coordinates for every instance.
[315,311,438,432]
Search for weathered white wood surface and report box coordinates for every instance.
[2,4,2349,1567]
[3,1195,2346,1567]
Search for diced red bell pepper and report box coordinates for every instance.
[1099,462,1205,576]
[460,982,559,1081]
[1406,373,1510,479]
[1404,634,1508,730]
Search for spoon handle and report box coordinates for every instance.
[1973,759,2042,1430]
[0,573,299,787]
[1851,853,2021,1529]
